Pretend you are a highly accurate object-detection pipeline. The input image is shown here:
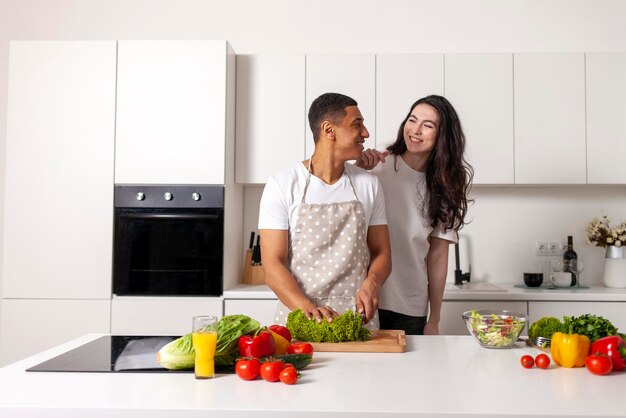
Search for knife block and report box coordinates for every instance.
[242,249,265,285]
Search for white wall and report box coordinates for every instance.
[2,0,626,303]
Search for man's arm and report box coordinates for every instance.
[423,236,453,335]
[260,229,336,323]
[356,224,391,323]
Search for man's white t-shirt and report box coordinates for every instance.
[259,162,387,241]
[372,155,458,317]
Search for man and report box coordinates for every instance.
[259,92,391,328]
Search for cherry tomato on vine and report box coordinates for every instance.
[260,360,285,382]
[287,342,314,355]
[535,354,550,369]
[279,366,300,385]
[235,358,260,380]
[585,353,613,375]
[520,355,535,369]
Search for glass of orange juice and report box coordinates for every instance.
[192,315,218,379]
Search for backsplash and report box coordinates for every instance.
[242,185,626,286]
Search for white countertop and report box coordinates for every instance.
[1,333,625,417]
[224,282,626,302]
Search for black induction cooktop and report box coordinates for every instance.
[27,335,191,373]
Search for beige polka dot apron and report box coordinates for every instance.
[274,161,379,330]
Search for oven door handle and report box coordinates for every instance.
[119,213,220,220]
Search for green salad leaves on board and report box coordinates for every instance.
[157,314,261,370]
[286,309,370,343]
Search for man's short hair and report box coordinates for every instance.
[308,93,358,142]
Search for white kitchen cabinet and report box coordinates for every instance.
[439,300,527,335]
[235,55,306,184]
[111,297,223,336]
[305,54,375,156]
[3,41,116,299]
[586,52,626,184]
[513,53,586,184]
[0,299,110,366]
[445,54,514,184]
[375,54,443,149]
[224,299,278,326]
[528,301,626,331]
[115,41,233,184]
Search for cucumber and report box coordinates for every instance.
[259,353,313,370]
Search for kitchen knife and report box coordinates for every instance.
[252,235,261,265]
[248,231,255,251]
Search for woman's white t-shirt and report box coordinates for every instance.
[372,155,458,317]
[258,162,387,239]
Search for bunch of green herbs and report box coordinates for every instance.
[286,309,371,343]
[562,314,618,343]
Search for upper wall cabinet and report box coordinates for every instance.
[514,53,586,184]
[305,55,375,156]
[235,55,305,184]
[3,41,116,298]
[586,52,626,184]
[376,54,444,149]
[445,54,514,184]
[115,41,233,185]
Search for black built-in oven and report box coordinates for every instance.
[113,185,224,296]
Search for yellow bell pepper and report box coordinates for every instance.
[550,331,591,368]
[269,330,290,355]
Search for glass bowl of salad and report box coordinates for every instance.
[462,310,528,349]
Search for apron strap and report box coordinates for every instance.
[302,159,360,204]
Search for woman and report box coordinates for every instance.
[357,95,473,335]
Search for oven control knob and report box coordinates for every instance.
[136,192,145,201]
[192,192,201,201]
[164,192,173,201]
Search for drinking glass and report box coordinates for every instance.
[570,259,585,288]
[551,260,563,273]
[192,315,218,379]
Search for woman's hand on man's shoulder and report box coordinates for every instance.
[355,149,389,170]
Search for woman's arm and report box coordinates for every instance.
[424,236,453,335]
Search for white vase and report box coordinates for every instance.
[602,246,626,288]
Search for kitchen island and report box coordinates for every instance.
[0,334,624,417]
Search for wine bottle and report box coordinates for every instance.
[562,235,578,286]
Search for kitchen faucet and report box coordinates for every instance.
[454,242,471,285]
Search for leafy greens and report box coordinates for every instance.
[562,314,619,343]
[156,314,261,370]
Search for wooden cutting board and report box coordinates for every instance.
[307,330,406,353]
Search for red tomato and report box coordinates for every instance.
[279,366,300,385]
[260,360,285,382]
[520,355,535,369]
[535,354,550,369]
[269,325,292,343]
[585,354,613,376]
[287,342,314,355]
[235,358,260,381]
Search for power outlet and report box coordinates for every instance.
[535,241,548,256]
[548,241,563,256]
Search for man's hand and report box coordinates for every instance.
[300,301,339,323]
[355,149,389,170]
[355,276,380,324]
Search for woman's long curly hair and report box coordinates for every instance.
[386,95,473,232]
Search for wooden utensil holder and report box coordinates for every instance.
[242,249,265,285]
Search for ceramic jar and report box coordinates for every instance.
[602,246,626,288]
